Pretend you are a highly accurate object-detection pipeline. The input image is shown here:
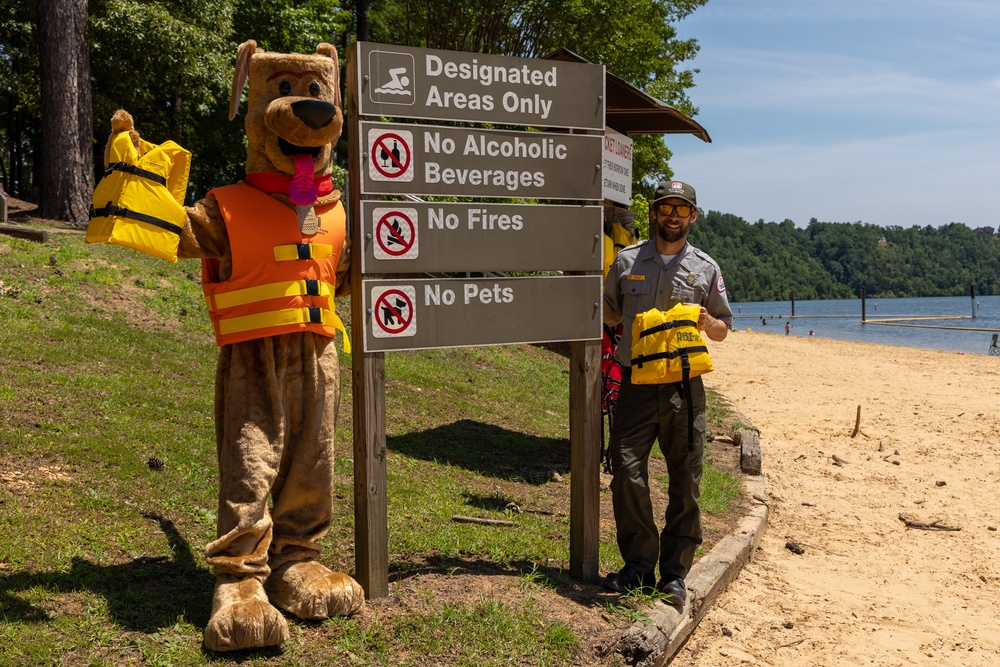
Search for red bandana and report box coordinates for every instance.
[244,169,334,205]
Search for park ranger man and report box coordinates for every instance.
[601,180,732,608]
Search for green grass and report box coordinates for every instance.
[0,230,746,666]
[330,596,576,667]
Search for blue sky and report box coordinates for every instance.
[666,0,1000,229]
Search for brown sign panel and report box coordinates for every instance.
[361,201,602,273]
[355,42,605,130]
[362,276,602,352]
[361,122,602,200]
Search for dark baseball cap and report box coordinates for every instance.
[652,180,697,207]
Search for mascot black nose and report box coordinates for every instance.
[292,99,336,130]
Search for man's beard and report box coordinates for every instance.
[657,221,685,243]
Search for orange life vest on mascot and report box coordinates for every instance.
[201,183,349,349]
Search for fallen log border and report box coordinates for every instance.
[0,224,49,243]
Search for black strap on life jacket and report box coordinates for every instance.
[631,345,708,368]
[677,351,697,452]
[637,318,698,339]
[89,202,183,236]
[105,161,168,187]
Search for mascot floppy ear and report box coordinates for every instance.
[315,42,342,110]
[229,39,258,121]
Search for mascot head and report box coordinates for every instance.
[229,40,343,183]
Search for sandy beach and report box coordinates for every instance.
[674,331,1000,666]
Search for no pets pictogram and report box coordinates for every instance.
[371,285,417,338]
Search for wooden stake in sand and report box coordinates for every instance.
[850,405,862,438]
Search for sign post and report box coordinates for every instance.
[347,57,390,599]
[348,41,606,597]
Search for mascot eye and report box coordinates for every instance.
[309,82,320,96]
[279,80,291,95]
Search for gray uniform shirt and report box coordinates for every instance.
[604,240,733,366]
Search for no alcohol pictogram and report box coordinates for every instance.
[373,207,418,260]
[371,285,417,338]
[368,128,414,182]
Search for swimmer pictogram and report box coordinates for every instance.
[374,67,411,96]
[367,50,416,106]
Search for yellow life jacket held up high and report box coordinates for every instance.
[87,131,191,262]
[630,303,713,385]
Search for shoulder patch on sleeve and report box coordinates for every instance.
[717,275,726,293]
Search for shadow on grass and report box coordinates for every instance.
[0,513,214,632]
[388,554,615,610]
[387,419,571,484]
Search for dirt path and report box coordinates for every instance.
[675,331,1000,666]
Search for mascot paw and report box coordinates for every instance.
[204,576,290,652]
[110,109,134,132]
[105,110,143,166]
[265,561,365,620]
[109,109,141,148]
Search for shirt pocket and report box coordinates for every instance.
[670,284,696,304]
[622,279,653,318]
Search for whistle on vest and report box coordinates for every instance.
[296,205,319,235]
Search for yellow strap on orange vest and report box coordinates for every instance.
[210,279,337,310]
[218,307,350,354]
[273,243,335,262]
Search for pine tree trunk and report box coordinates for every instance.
[38,0,93,225]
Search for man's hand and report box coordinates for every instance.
[698,306,728,342]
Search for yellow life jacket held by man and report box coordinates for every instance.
[630,303,713,384]
[87,131,191,262]
[201,184,349,350]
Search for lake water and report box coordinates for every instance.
[730,294,1000,356]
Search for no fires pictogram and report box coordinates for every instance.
[373,207,418,260]
[368,128,414,182]
[371,285,417,338]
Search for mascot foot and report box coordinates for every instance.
[204,576,290,652]
[265,561,365,620]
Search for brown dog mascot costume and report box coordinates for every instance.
[99,40,364,651]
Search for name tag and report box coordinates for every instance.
[626,275,645,281]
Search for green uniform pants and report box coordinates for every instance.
[609,370,705,580]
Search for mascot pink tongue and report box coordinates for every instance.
[288,153,317,206]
